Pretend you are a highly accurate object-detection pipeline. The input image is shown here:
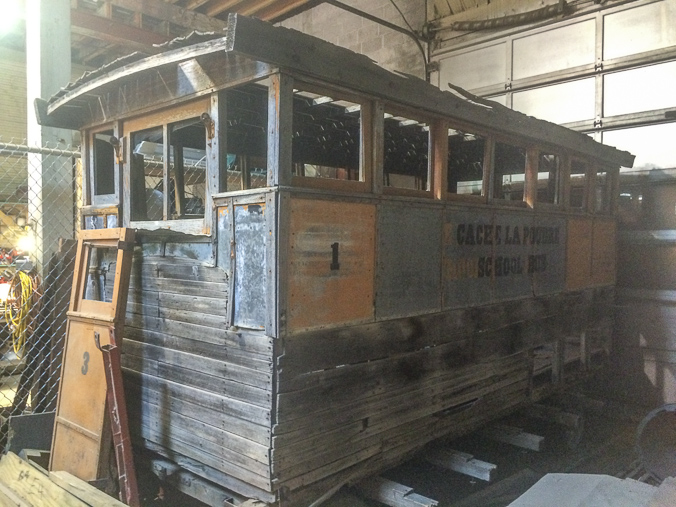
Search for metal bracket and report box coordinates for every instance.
[201,112,215,140]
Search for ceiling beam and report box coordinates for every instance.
[254,0,319,21]
[100,0,228,32]
[184,0,215,10]
[205,0,250,17]
[71,9,168,53]
[239,0,283,16]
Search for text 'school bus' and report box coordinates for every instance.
[37,14,634,506]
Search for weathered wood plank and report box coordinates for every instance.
[137,258,228,283]
[123,339,272,390]
[479,424,544,451]
[127,302,228,329]
[273,381,529,492]
[123,380,270,446]
[142,440,277,503]
[129,407,270,477]
[130,397,270,464]
[276,353,527,427]
[279,289,609,377]
[124,325,272,372]
[123,313,273,355]
[0,453,88,506]
[49,470,126,506]
[123,369,271,427]
[271,376,529,482]
[128,276,228,298]
[122,353,271,408]
[425,449,496,482]
[356,476,439,507]
[132,422,272,491]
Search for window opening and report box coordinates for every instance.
[93,130,116,198]
[570,159,588,209]
[130,117,206,222]
[447,129,486,195]
[493,141,526,201]
[225,83,268,191]
[538,153,561,204]
[291,90,362,181]
[384,113,430,191]
[83,245,117,303]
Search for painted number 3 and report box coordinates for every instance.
[81,351,90,375]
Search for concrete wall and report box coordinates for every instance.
[0,46,87,142]
[279,0,427,80]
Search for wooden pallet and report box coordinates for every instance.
[0,452,125,506]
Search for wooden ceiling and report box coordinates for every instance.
[68,0,326,67]
[0,0,497,70]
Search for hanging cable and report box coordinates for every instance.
[388,0,429,74]
[5,271,41,358]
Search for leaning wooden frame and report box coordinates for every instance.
[37,14,634,506]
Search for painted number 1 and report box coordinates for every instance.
[330,242,340,271]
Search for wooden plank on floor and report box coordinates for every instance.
[450,468,543,507]
[49,471,126,506]
[425,449,496,482]
[356,476,438,507]
[479,424,545,451]
[0,452,88,506]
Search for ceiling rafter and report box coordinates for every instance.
[205,0,250,17]
[78,0,228,32]
[70,9,168,53]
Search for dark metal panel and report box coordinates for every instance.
[532,215,566,296]
[233,203,267,329]
[492,210,534,302]
[375,203,442,320]
[443,208,494,309]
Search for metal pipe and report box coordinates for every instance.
[324,0,427,43]
[0,142,80,158]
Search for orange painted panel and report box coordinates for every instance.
[591,218,616,286]
[287,198,375,332]
[566,217,593,290]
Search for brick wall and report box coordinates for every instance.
[279,0,427,80]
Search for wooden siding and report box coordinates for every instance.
[287,197,376,332]
[119,252,274,494]
[273,286,614,498]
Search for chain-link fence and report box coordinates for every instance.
[0,139,80,449]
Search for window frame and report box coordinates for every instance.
[533,149,565,210]
[122,96,214,235]
[444,122,492,204]
[381,102,434,198]
[289,80,372,193]
[86,123,120,208]
[488,135,530,208]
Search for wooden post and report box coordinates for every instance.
[431,119,448,200]
[524,147,538,208]
[268,73,293,187]
[26,0,73,272]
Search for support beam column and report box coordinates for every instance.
[26,0,74,271]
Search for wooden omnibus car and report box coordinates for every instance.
[37,14,634,506]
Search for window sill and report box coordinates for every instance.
[129,219,207,236]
